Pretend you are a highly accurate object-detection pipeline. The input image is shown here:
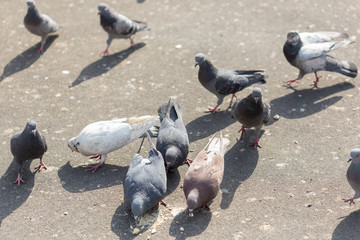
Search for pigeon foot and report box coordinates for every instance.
[311,72,322,87]
[34,159,47,171]
[251,138,262,149]
[85,162,103,172]
[101,48,109,56]
[284,78,299,85]
[36,46,44,54]
[183,158,193,166]
[205,105,219,113]
[343,197,356,205]
[13,173,25,186]
[238,125,246,139]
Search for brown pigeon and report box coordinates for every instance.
[183,132,230,214]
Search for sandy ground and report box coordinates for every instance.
[1,0,360,239]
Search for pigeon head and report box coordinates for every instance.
[195,53,206,67]
[26,0,35,8]
[286,32,300,45]
[25,121,37,136]
[348,148,360,163]
[98,3,110,15]
[131,196,148,220]
[164,146,181,168]
[68,138,80,152]
[186,189,200,210]
[251,87,263,103]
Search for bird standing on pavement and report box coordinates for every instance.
[343,148,360,205]
[24,0,60,54]
[283,31,357,87]
[156,99,190,172]
[124,132,167,220]
[194,53,267,113]
[10,121,48,186]
[232,88,270,149]
[98,3,148,56]
[68,115,158,172]
[183,132,229,214]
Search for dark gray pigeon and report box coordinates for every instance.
[232,88,270,149]
[343,148,360,205]
[156,99,190,172]
[24,0,60,54]
[194,53,267,113]
[183,132,229,215]
[10,121,47,186]
[124,132,167,220]
[98,3,148,56]
[283,31,357,87]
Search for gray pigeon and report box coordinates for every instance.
[183,132,229,214]
[124,132,167,220]
[10,121,47,186]
[68,115,159,172]
[283,31,357,87]
[24,0,60,54]
[156,99,190,172]
[98,3,148,56]
[343,148,360,205]
[194,53,267,113]
[232,88,270,149]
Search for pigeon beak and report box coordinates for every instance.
[254,97,259,103]
[194,62,199,68]
[31,129,37,136]
[348,157,353,163]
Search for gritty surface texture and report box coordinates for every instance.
[0,0,360,239]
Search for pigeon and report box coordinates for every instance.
[23,0,60,54]
[183,132,229,214]
[156,99,190,172]
[283,31,358,87]
[343,148,360,205]
[194,53,267,113]
[232,87,270,149]
[10,121,47,186]
[124,132,167,220]
[98,3,148,56]
[68,115,159,172]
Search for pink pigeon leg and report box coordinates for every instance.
[238,125,246,139]
[160,200,167,206]
[205,104,219,113]
[101,47,110,56]
[13,173,25,186]
[251,137,262,149]
[343,197,356,205]
[85,162,103,173]
[89,154,102,160]
[312,71,322,87]
[130,37,135,47]
[184,158,193,166]
[34,158,47,171]
[284,78,299,85]
[36,45,44,54]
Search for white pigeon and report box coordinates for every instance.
[283,31,357,87]
[68,115,159,172]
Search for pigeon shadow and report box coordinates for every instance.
[220,139,259,209]
[169,209,212,240]
[332,210,360,240]
[111,202,161,239]
[69,43,145,88]
[269,82,354,125]
[0,160,35,226]
[0,35,58,82]
[57,161,128,193]
[186,110,236,143]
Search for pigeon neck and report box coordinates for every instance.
[26,7,42,25]
[199,60,217,82]
[283,40,302,63]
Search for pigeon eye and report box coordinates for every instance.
[357,154,359,158]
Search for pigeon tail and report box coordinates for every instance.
[133,20,148,32]
[325,55,358,78]
[245,71,267,84]
[128,116,159,143]
[207,132,230,156]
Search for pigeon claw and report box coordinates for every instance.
[34,159,47,171]
[284,79,299,85]
[101,48,109,56]
[205,105,219,113]
[184,158,193,166]
[251,138,262,149]
[311,72,322,87]
[13,173,25,186]
[238,125,246,139]
[36,46,44,54]
[85,162,103,173]
[343,198,356,205]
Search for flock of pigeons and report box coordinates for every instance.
[9,0,360,225]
